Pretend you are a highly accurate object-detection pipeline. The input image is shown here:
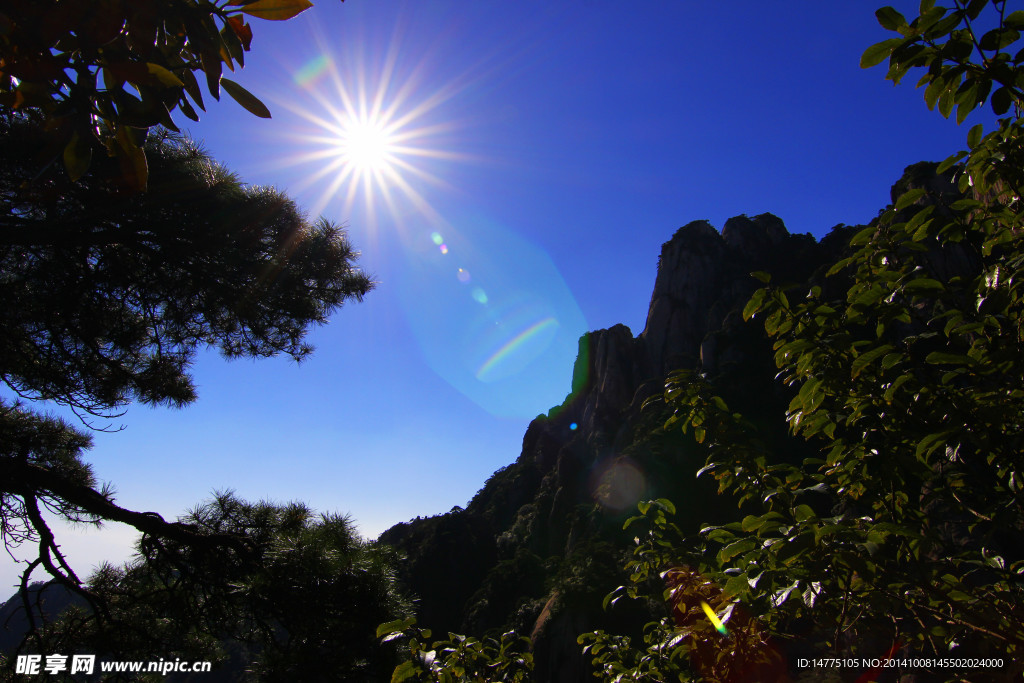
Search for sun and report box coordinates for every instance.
[264,28,475,235]
[337,114,395,174]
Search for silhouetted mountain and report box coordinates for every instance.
[2,163,958,682]
[379,202,868,681]
[0,582,87,654]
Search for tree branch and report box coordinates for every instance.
[1,459,253,557]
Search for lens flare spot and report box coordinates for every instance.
[700,600,730,636]
[431,232,444,245]
[590,458,647,513]
[569,422,578,430]
[396,213,586,418]
[439,244,449,255]
[293,54,332,88]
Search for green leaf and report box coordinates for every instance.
[146,62,185,87]
[925,13,962,40]
[741,515,763,532]
[915,431,951,460]
[924,76,946,110]
[884,374,913,402]
[391,661,417,683]
[802,582,820,608]
[724,574,751,600]
[991,86,1012,115]
[378,617,416,638]
[936,149,968,173]
[62,131,92,183]
[902,278,944,294]
[849,225,878,246]
[955,94,974,124]
[221,78,272,118]
[925,351,972,365]
[794,504,816,523]
[743,288,766,321]
[861,38,905,68]
[1005,11,1024,30]
[695,463,716,479]
[964,0,987,21]
[705,528,737,543]
[178,96,200,122]
[979,27,1019,51]
[851,344,894,379]
[718,538,757,564]
[938,87,955,117]
[115,126,148,192]
[905,204,935,238]
[875,7,908,31]
[895,188,927,212]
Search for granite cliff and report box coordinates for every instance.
[380,210,858,682]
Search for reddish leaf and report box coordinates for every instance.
[231,0,313,21]
[226,15,253,50]
[201,51,221,100]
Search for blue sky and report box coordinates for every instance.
[3,1,996,592]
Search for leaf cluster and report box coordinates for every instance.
[0,0,315,189]
[26,493,411,682]
[580,499,786,683]
[378,618,534,683]
[862,0,1024,122]
[0,117,373,647]
[1,117,372,424]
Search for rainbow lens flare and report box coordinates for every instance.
[397,214,586,418]
[475,317,558,382]
[293,54,332,89]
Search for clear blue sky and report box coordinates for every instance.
[3,1,995,592]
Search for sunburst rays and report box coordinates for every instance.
[264,21,476,240]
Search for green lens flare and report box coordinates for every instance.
[700,600,729,636]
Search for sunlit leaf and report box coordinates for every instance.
[62,131,92,182]
[231,0,313,21]
[116,126,148,191]
[390,660,417,683]
[146,63,184,87]
[221,77,272,118]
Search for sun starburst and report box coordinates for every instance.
[264,24,474,239]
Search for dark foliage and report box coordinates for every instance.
[9,494,410,682]
[0,114,373,647]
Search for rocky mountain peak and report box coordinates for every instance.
[381,208,858,681]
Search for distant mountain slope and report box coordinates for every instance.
[379,187,879,681]
[0,582,87,654]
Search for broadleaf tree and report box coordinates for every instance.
[0,0,322,189]
[576,1,1024,680]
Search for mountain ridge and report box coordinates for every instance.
[379,198,870,680]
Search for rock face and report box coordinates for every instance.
[380,211,858,682]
